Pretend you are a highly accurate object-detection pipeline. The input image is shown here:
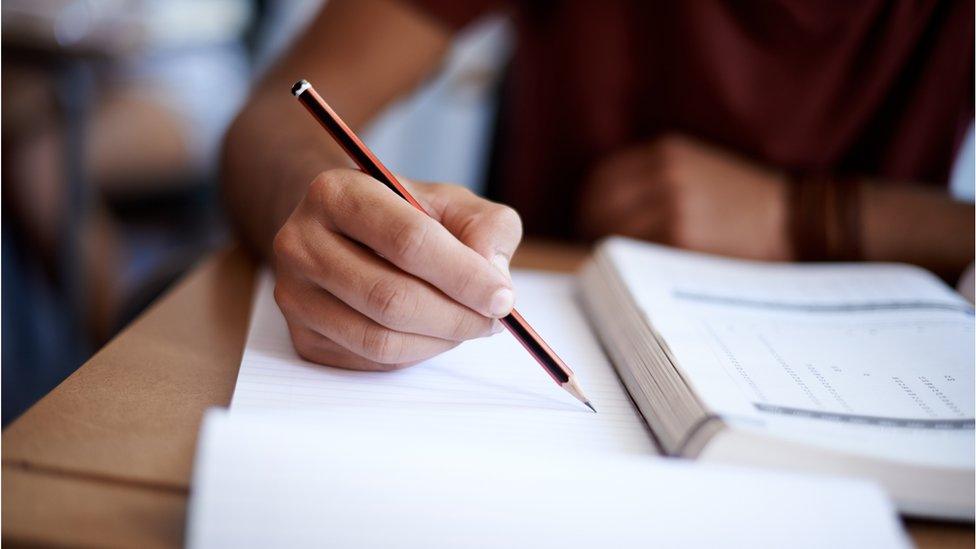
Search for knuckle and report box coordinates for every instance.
[448,184,475,200]
[492,204,523,239]
[432,182,471,200]
[307,172,334,205]
[272,225,314,273]
[294,346,320,364]
[359,324,403,364]
[308,170,353,212]
[274,283,311,327]
[364,277,415,328]
[272,226,296,261]
[390,219,430,263]
[286,324,321,362]
[291,332,317,359]
[448,309,485,341]
[273,282,295,315]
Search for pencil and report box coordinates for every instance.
[291,79,595,413]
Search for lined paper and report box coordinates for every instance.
[232,270,657,455]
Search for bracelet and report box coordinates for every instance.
[834,178,862,261]
[789,174,862,261]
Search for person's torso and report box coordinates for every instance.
[487,0,974,238]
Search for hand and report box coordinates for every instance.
[273,169,522,370]
[579,135,792,261]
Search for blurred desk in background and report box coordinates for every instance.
[2,242,973,548]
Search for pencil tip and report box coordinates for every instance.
[562,376,596,413]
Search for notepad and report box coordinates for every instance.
[187,408,909,548]
[231,270,657,456]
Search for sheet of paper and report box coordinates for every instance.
[605,238,976,466]
[232,270,656,455]
[187,409,909,549]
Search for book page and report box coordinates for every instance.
[231,270,656,456]
[604,238,975,465]
[187,408,909,549]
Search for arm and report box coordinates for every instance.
[860,182,973,279]
[222,0,523,371]
[222,0,451,258]
[579,135,974,280]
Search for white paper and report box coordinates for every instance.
[187,409,909,549]
[231,270,656,456]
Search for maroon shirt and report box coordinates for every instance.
[406,0,974,238]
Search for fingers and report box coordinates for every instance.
[274,169,524,372]
[285,322,427,371]
[276,217,498,341]
[599,184,670,241]
[613,205,671,242]
[276,276,461,368]
[579,145,674,241]
[414,182,523,278]
[309,170,515,318]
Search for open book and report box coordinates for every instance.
[580,238,975,519]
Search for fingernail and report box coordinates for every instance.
[490,319,504,334]
[489,288,514,317]
[491,253,511,279]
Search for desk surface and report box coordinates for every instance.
[2,241,972,547]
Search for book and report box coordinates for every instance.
[580,237,974,520]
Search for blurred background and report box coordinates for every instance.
[3,1,974,425]
[1,0,514,423]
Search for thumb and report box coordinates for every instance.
[407,180,523,281]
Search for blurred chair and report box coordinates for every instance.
[2,0,252,423]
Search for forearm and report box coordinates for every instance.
[859,181,974,280]
[221,90,350,259]
[219,0,452,260]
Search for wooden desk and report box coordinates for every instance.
[2,242,972,547]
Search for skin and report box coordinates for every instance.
[579,135,792,261]
[222,0,975,371]
[272,173,520,369]
[579,135,974,279]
